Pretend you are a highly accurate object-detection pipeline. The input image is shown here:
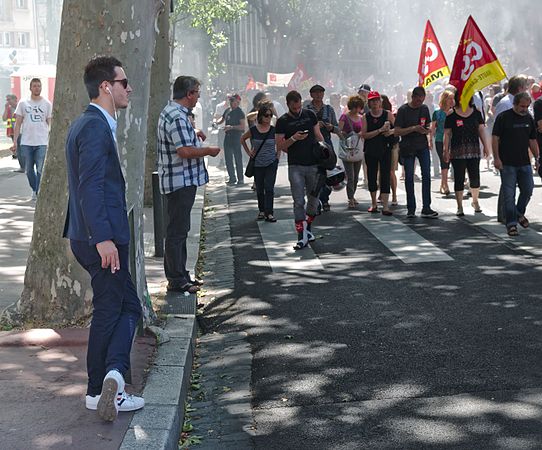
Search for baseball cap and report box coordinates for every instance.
[358,84,371,93]
[309,84,325,93]
[367,91,381,101]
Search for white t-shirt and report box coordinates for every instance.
[15,97,52,146]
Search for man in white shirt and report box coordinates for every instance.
[494,74,528,119]
[13,78,52,199]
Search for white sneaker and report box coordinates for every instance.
[116,391,145,411]
[86,391,144,413]
[96,370,125,421]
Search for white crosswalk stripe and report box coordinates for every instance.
[448,207,542,257]
[257,220,324,272]
[353,214,453,264]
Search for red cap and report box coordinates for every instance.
[367,91,381,101]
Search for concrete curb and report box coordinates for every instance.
[120,314,198,450]
[119,165,210,449]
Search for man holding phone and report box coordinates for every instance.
[395,86,438,219]
[276,90,325,249]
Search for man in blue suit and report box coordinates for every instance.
[63,56,144,421]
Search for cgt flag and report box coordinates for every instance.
[450,15,507,110]
[418,20,450,88]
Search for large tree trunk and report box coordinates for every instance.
[144,5,171,207]
[4,0,161,326]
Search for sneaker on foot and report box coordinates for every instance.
[116,391,145,412]
[86,391,144,412]
[421,208,438,218]
[406,210,416,219]
[97,370,125,421]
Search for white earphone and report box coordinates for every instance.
[105,86,111,94]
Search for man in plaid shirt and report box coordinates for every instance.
[158,76,220,293]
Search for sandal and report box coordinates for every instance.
[471,202,482,213]
[257,212,265,221]
[456,208,464,217]
[368,206,379,213]
[347,199,356,210]
[265,214,277,223]
[518,216,529,228]
[507,225,519,237]
[382,210,393,216]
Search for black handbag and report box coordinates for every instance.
[245,128,272,178]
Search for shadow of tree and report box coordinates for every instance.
[198,181,542,448]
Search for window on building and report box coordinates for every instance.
[3,32,11,47]
[17,32,29,47]
[16,0,28,9]
[0,0,13,21]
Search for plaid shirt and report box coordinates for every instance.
[157,101,208,194]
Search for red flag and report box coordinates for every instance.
[288,64,309,90]
[245,75,256,91]
[417,20,450,88]
[449,16,507,110]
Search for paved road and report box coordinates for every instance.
[201,160,542,449]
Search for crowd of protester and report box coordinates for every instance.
[206,73,541,245]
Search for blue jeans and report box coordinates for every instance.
[402,148,432,212]
[70,241,142,396]
[20,144,46,193]
[254,159,278,214]
[500,165,534,227]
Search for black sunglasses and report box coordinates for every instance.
[109,78,129,89]
[262,113,273,118]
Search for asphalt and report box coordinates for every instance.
[200,160,542,449]
[0,149,204,450]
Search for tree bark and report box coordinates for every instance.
[144,4,171,207]
[4,0,161,326]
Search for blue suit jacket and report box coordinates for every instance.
[63,105,130,245]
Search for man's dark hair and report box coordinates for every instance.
[173,76,200,100]
[508,75,528,95]
[412,86,426,98]
[286,90,302,104]
[513,92,531,106]
[29,78,41,88]
[83,56,122,100]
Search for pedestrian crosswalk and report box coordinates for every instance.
[353,214,453,264]
[257,220,324,272]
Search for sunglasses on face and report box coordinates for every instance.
[109,78,129,89]
[262,113,273,117]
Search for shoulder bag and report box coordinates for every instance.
[245,127,272,178]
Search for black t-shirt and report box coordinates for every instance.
[492,109,536,166]
[223,107,245,139]
[395,103,431,153]
[364,110,389,156]
[533,98,542,148]
[275,109,318,165]
[444,109,484,159]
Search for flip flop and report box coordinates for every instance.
[507,226,519,237]
[368,206,379,213]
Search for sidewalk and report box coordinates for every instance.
[0,154,207,449]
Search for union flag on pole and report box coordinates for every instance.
[418,20,450,88]
[449,15,507,110]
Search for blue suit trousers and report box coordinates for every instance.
[70,240,142,396]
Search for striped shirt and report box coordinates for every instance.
[157,101,208,194]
